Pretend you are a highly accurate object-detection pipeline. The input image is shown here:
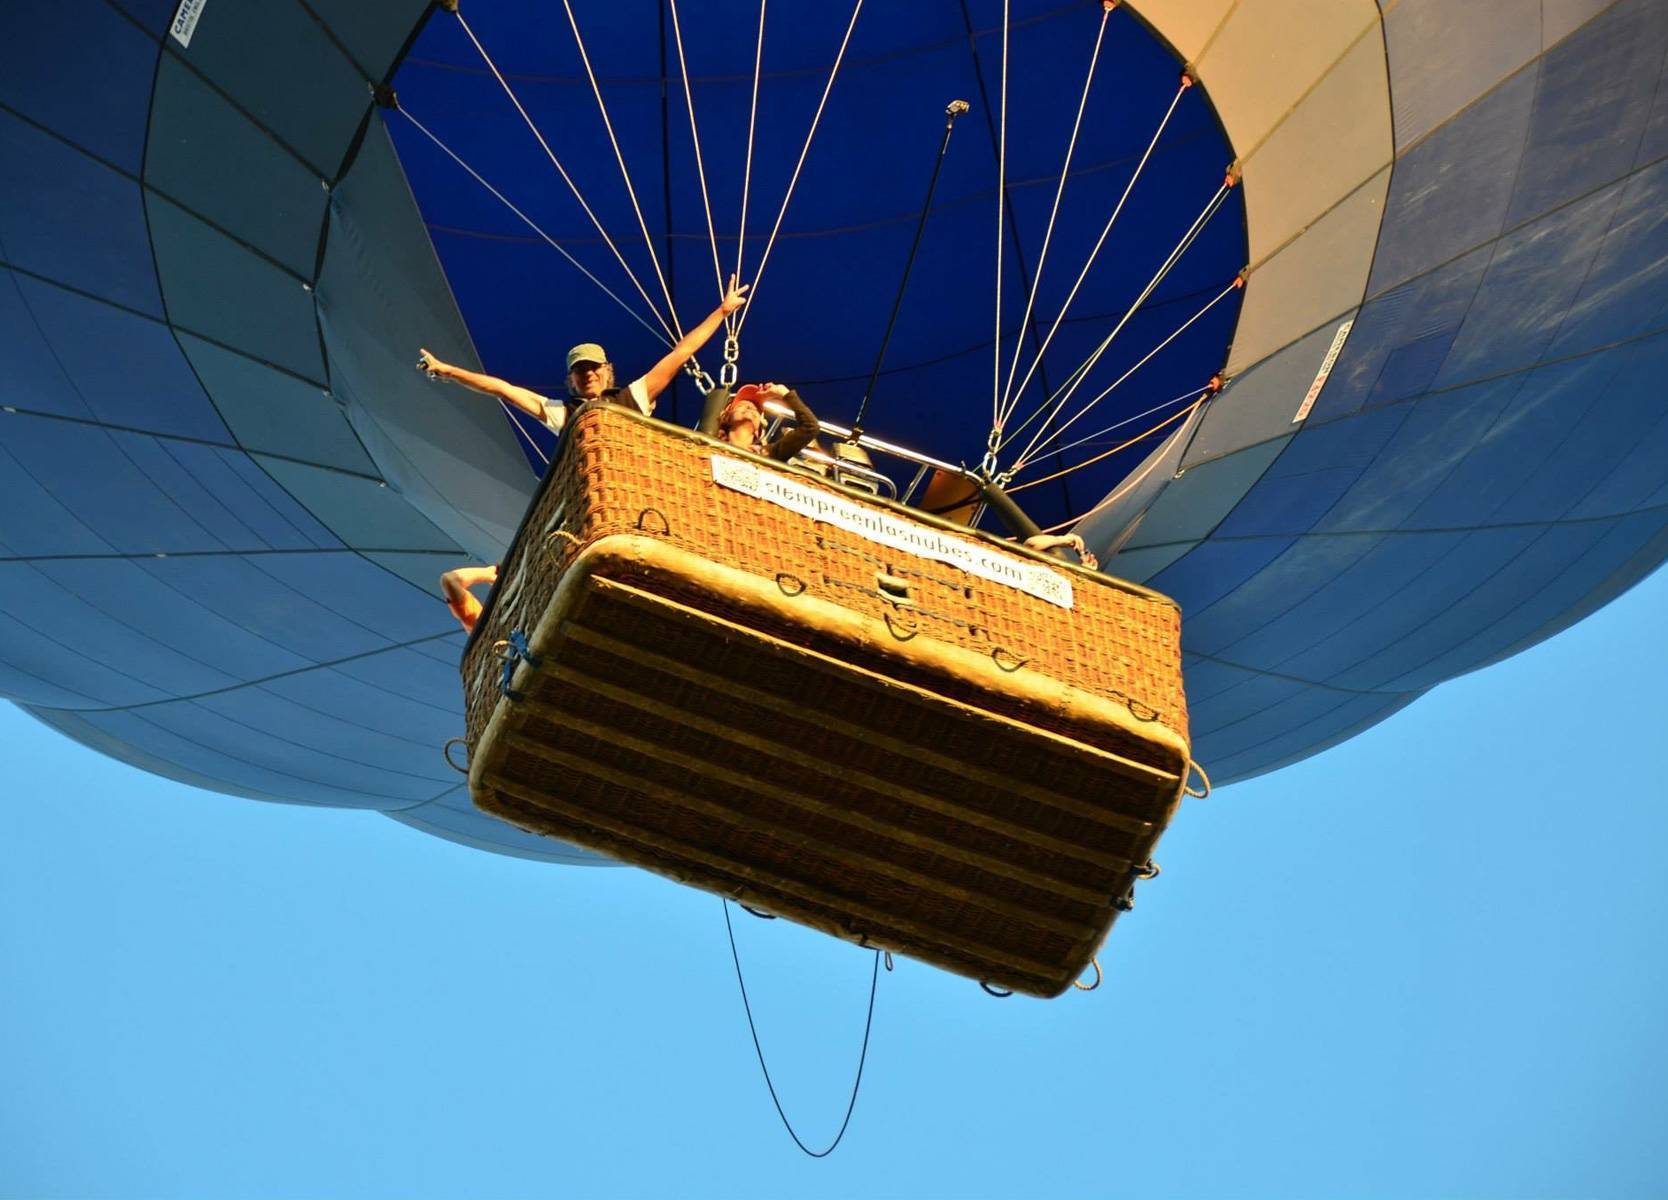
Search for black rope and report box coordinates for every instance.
[722,899,880,1158]
[851,99,969,437]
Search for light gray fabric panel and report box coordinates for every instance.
[1077,411,1201,560]
[1238,27,1390,266]
[1121,0,1237,62]
[312,0,434,82]
[1190,323,1344,465]
[1226,167,1387,376]
[1106,540,1198,583]
[318,118,534,561]
[1382,0,1540,151]
[146,54,326,278]
[1543,0,1625,47]
[176,332,375,475]
[364,550,476,596]
[146,194,325,383]
[1126,435,1291,548]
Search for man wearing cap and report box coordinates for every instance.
[417,274,748,438]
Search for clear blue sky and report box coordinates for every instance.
[4,567,1666,1199]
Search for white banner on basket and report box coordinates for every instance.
[710,455,1074,609]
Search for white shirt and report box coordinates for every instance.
[538,377,652,435]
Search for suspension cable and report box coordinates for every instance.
[1011,392,1204,493]
[1024,382,1211,465]
[735,0,866,338]
[1004,171,1234,466]
[561,0,686,337]
[991,0,1010,432]
[723,900,880,1159]
[1015,273,1242,470]
[730,0,767,339]
[998,74,1190,432]
[1032,399,1214,535]
[452,9,676,342]
[997,2,1112,420]
[666,0,730,307]
[395,106,673,349]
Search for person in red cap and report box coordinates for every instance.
[716,383,820,462]
[417,275,749,437]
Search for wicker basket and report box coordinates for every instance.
[462,405,1191,997]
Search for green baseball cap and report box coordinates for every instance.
[566,343,608,370]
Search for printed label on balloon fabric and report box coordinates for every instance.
[1293,319,1354,423]
[170,0,208,46]
[710,455,1074,609]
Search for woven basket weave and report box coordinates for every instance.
[462,405,1191,997]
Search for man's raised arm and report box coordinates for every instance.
[637,275,751,403]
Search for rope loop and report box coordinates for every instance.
[442,737,470,776]
[992,646,1029,673]
[1135,860,1161,881]
[883,952,894,972]
[883,608,918,642]
[979,981,1014,998]
[775,572,806,597]
[544,527,581,559]
[1184,759,1212,799]
[1072,957,1102,992]
[1126,697,1160,722]
[636,506,671,535]
[739,903,777,921]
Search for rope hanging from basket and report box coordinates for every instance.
[722,898,880,1158]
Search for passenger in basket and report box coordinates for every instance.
[1022,533,1098,571]
[417,275,750,437]
[440,564,498,634]
[717,382,821,463]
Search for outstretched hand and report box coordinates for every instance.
[416,347,447,380]
[720,273,751,316]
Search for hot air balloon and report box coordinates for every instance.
[3,0,1665,884]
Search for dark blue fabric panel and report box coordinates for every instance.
[170,0,368,179]
[1504,0,1668,227]
[1366,63,1536,297]
[146,54,329,278]
[1405,357,1612,528]
[0,560,259,704]
[250,457,462,554]
[386,791,608,864]
[0,269,95,422]
[24,703,277,802]
[1202,690,1417,785]
[131,553,402,664]
[1546,156,1668,361]
[211,450,343,549]
[1567,339,1668,517]
[1153,535,1298,618]
[1191,676,1377,763]
[1281,527,1544,689]
[0,110,162,316]
[12,275,229,442]
[1378,510,1668,691]
[1314,376,1526,533]
[1177,653,1261,705]
[1319,246,1492,422]
[1183,533,1392,659]
[31,556,331,683]
[146,195,326,383]
[192,687,457,784]
[1433,180,1623,391]
[176,333,375,475]
[241,552,456,645]
[0,0,156,174]
[72,706,433,808]
[1188,668,1312,738]
[1381,0,1539,152]
[0,595,179,710]
[1210,406,1412,542]
[108,0,177,38]
[0,414,254,555]
[407,630,468,666]
[330,639,466,709]
[262,661,462,751]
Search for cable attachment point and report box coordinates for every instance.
[1101,0,1120,11]
[437,0,459,13]
[720,333,740,390]
[1180,67,1197,89]
[1224,161,1243,189]
[371,81,398,109]
[945,98,970,122]
[1207,373,1225,395]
